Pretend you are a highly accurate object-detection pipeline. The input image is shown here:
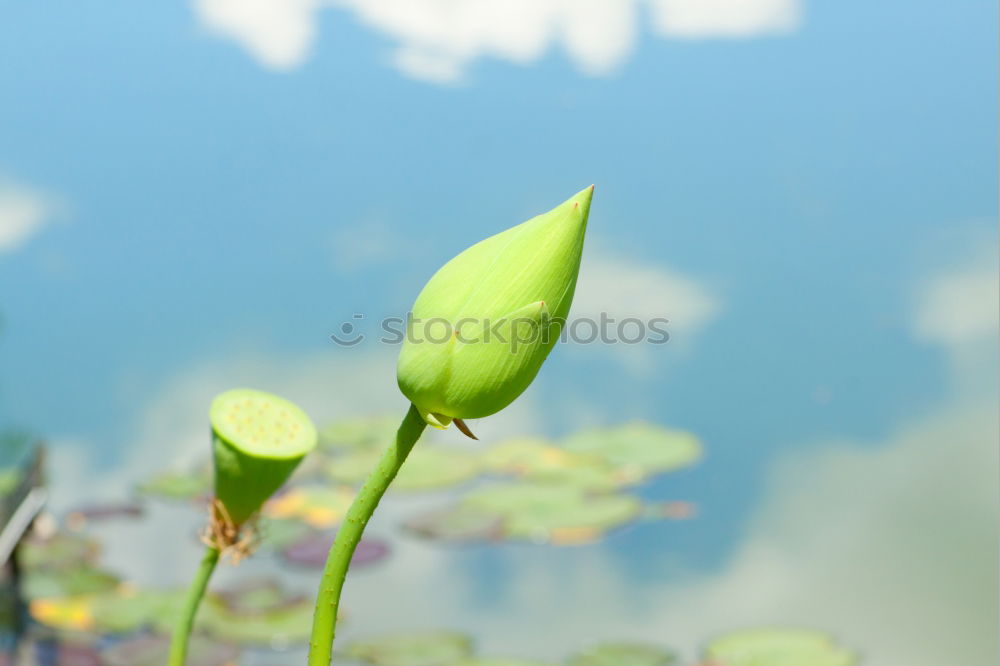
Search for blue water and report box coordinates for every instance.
[1,1,997,663]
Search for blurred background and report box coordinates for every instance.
[0,0,997,664]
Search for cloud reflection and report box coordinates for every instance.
[0,179,55,254]
[193,0,802,82]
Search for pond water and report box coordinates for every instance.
[0,1,997,664]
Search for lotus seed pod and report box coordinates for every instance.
[210,388,318,525]
[397,186,593,428]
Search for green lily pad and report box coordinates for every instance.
[258,516,314,550]
[22,567,120,600]
[453,657,552,666]
[403,481,649,544]
[215,578,300,614]
[462,481,584,515]
[201,600,314,647]
[319,415,400,451]
[137,469,210,500]
[562,423,701,482]
[703,628,856,666]
[18,532,100,571]
[288,448,335,482]
[263,485,356,528]
[481,437,577,473]
[483,438,621,490]
[324,450,380,485]
[503,493,641,543]
[461,483,642,544]
[91,587,184,634]
[101,634,239,666]
[29,588,177,636]
[29,595,98,631]
[19,532,99,571]
[197,579,313,646]
[568,642,676,666]
[0,467,20,496]
[521,463,625,491]
[347,630,474,666]
[328,446,480,492]
[404,504,503,542]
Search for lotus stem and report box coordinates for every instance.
[308,403,427,665]
[168,545,220,666]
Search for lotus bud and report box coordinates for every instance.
[397,186,593,431]
[211,388,317,525]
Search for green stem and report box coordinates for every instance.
[308,403,427,665]
[168,545,220,666]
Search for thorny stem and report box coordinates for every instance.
[307,403,427,665]
[168,545,220,666]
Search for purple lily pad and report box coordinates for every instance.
[280,532,389,568]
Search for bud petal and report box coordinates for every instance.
[397,186,593,426]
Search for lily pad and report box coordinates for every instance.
[194,579,314,647]
[101,634,239,666]
[503,493,641,544]
[483,438,620,490]
[703,628,856,666]
[264,485,356,528]
[568,642,676,666]
[327,446,480,492]
[456,660,554,666]
[29,596,96,632]
[288,449,335,483]
[91,587,184,634]
[403,483,648,544]
[22,567,120,600]
[137,469,210,500]
[404,505,503,543]
[319,415,400,451]
[462,482,642,543]
[30,586,184,635]
[521,463,625,491]
[200,597,314,647]
[347,630,473,666]
[281,531,389,568]
[462,482,584,515]
[562,423,701,482]
[481,437,579,473]
[258,516,314,550]
[216,578,295,614]
[0,467,19,496]
[19,532,98,571]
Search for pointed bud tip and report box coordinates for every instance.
[571,185,594,214]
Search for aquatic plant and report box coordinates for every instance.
[167,388,317,666]
[307,187,594,665]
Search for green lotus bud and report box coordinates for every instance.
[397,186,593,430]
[210,388,318,525]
